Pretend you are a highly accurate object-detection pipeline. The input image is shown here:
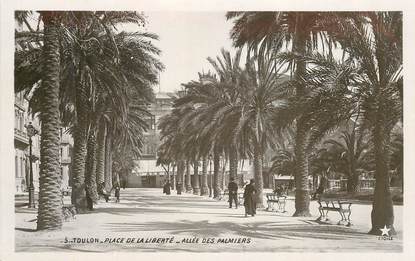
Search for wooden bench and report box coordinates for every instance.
[317,198,352,226]
[266,193,287,213]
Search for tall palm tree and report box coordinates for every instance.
[158,93,191,195]
[175,72,228,196]
[229,44,290,206]
[15,11,162,213]
[15,11,66,230]
[330,12,402,235]
[206,49,244,181]
[35,11,63,230]
[91,30,163,203]
[226,11,347,216]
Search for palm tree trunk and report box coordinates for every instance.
[185,160,192,193]
[253,142,264,207]
[292,13,311,217]
[176,160,185,194]
[221,158,228,190]
[193,160,200,195]
[293,123,311,216]
[70,61,89,211]
[104,130,113,192]
[369,109,395,235]
[85,129,98,209]
[213,150,221,198]
[172,165,176,190]
[36,13,63,230]
[201,156,209,195]
[229,144,238,181]
[95,120,106,191]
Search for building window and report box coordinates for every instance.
[20,114,24,132]
[145,115,156,130]
[15,156,18,178]
[20,157,25,178]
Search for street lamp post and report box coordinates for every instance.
[209,154,212,197]
[25,122,38,208]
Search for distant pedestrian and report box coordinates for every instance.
[176,181,183,195]
[312,175,327,200]
[98,182,110,202]
[163,180,171,195]
[228,177,238,208]
[243,179,257,217]
[114,185,120,203]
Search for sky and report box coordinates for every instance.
[143,12,235,93]
[22,12,236,93]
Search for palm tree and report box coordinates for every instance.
[226,11,349,216]
[35,12,64,230]
[270,150,296,178]
[230,45,290,206]
[206,49,244,181]
[330,12,402,235]
[323,125,372,193]
[15,11,63,230]
[15,11,162,214]
[158,93,191,195]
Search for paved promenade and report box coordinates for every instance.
[15,188,402,252]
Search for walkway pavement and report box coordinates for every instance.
[15,188,402,252]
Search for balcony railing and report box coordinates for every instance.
[14,128,29,144]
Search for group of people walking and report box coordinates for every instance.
[227,177,257,217]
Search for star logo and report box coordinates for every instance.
[379,225,391,236]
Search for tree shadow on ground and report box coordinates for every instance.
[92,206,247,217]
[103,219,371,242]
[15,208,38,214]
[15,227,37,232]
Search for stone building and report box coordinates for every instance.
[14,91,40,194]
[14,91,73,194]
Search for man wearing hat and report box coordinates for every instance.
[227,177,238,209]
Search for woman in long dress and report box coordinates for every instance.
[243,179,257,217]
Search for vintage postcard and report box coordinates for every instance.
[1,0,414,260]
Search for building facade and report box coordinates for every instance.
[127,92,175,187]
[14,91,73,194]
[14,91,40,194]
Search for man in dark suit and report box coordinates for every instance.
[228,177,238,208]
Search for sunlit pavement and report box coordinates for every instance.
[15,188,402,252]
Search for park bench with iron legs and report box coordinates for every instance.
[265,193,287,213]
[317,198,352,226]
